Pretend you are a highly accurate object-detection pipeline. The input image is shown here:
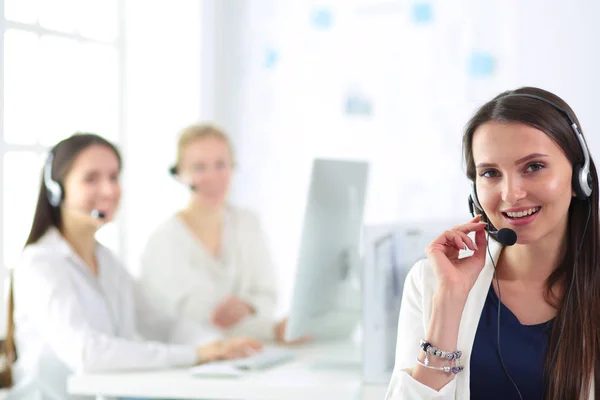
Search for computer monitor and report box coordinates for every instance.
[361,219,466,383]
[284,158,370,342]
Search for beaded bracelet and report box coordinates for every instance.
[419,339,462,361]
[416,355,464,374]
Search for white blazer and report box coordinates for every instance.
[138,206,278,340]
[385,239,594,399]
[8,228,221,400]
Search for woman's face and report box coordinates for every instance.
[61,144,121,226]
[473,121,574,245]
[178,137,233,208]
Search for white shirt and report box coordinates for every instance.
[385,239,594,399]
[8,228,221,400]
[138,205,278,340]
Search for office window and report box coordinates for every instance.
[1,0,123,268]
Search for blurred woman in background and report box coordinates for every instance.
[5,133,261,400]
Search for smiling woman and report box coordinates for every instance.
[385,87,600,400]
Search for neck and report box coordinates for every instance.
[183,200,225,228]
[60,218,98,274]
[498,228,567,283]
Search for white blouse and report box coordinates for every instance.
[8,228,221,400]
[138,205,278,340]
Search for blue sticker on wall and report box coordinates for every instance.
[344,95,372,117]
[264,48,279,69]
[411,2,433,23]
[468,51,495,77]
[311,8,333,29]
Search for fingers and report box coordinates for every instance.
[471,228,489,261]
[213,307,237,328]
[453,230,478,251]
[223,338,263,359]
[288,335,313,345]
[470,214,482,223]
[431,229,478,253]
[212,301,252,329]
[450,221,488,234]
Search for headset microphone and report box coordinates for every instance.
[90,209,106,220]
[489,228,517,246]
[168,165,195,191]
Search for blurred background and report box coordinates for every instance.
[1,0,599,330]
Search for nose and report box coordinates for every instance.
[197,167,225,185]
[100,178,120,199]
[501,175,527,205]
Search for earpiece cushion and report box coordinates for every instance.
[573,164,591,200]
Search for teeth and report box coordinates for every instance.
[506,207,540,218]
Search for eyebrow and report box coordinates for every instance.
[476,153,549,169]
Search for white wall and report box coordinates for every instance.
[511,0,600,154]
[122,0,204,273]
[210,0,600,314]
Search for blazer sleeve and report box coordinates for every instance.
[385,259,457,400]
[14,253,198,373]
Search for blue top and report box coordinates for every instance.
[470,282,553,399]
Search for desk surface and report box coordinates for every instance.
[68,341,388,400]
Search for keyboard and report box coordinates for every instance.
[230,348,295,371]
[189,348,295,378]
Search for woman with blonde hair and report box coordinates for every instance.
[139,123,299,343]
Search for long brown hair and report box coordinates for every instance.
[463,87,600,399]
[0,133,121,387]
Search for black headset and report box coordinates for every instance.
[468,93,593,220]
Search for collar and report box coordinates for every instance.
[39,227,104,280]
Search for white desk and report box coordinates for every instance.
[68,341,388,400]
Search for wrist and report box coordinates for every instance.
[196,340,222,364]
[434,285,470,306]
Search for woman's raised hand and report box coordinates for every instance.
[425,214,489,297]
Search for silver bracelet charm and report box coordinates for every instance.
[416,355,464,374]
[419,339,462,361]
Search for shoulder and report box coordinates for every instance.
[227,205,263,230]
[144,214,185,247]
[16,230,72,290]
[20,228,68,268]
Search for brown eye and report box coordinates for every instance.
[526,163,545,173]
[480,169,499,178]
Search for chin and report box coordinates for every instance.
[200,196,226,207]
[506,230,541,246]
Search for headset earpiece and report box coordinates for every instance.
[44,152,63,207]
[573,164,593,200]
[570,124,593,200]
[168,165,178,176]
[498,93,593,200]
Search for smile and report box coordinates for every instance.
[502,206,541,219]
